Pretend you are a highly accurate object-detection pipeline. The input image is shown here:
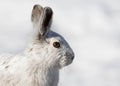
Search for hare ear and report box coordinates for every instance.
[31,5,43,40]
[31,5,53,40]
[39,7,53,37]
[31,5,43,25]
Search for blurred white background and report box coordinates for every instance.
[0,0,120,86]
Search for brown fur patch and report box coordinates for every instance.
[5,65,10,69]
[29,48,33,52]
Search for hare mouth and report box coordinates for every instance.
[66,57,74,65]
[63,56,74,66]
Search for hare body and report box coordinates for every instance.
[0,53,59,86]
[0,5,74,86]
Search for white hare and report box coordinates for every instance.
[0,4,74,86]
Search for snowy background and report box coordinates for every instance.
[0,0,120,86]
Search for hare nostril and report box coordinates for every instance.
[71,56,74,60]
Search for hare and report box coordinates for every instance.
[0,4,74,86]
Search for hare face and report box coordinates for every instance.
[31,5,74,69]
[46,32,74,68]
[31,31,74,69]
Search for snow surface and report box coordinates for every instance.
[0,0,120,86]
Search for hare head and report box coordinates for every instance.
[30,5,74,69]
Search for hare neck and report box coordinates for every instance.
[27,56,59,86]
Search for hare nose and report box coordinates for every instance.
[66,52,75,60]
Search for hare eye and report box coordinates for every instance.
[53,42,60,48]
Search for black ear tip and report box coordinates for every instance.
[33,4,43,10]
[44,7,53,16]
[33,5,39,9]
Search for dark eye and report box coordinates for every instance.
[53,42,60,48]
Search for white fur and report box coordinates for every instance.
[0,5,74,86]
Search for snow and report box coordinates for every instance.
[0,0,120,86]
